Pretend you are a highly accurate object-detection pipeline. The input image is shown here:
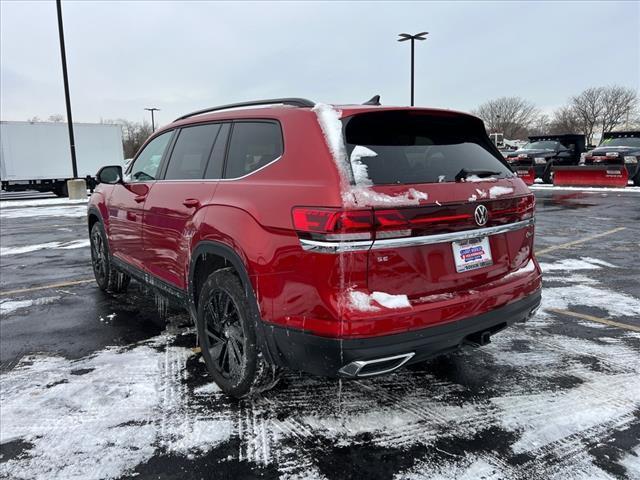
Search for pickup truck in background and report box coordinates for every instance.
[505,134,586,184]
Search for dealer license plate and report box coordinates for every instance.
[452,236,493,273]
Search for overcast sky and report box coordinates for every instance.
[1,0,638,128]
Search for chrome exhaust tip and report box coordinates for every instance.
[339,352,415,378]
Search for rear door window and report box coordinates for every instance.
[164,123,221,180]
[343,111,512,185]
[224,122,283,179]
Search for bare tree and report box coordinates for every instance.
[48,114,65,122]
[549,106,585,136]
[599,85,638,136]
[528,113,550,136]
[570,87,605,145]
[473,97,538,139]
[102,119,153,158]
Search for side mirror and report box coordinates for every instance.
[97,165,123,184]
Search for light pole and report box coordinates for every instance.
[397,32,428,106]
[56,0,78,178]
[145,107,160,131]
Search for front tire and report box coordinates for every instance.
[196,268,278,398]
[90,222,130,293]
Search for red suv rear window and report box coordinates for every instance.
[343,111,512,185]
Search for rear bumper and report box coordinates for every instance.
[265,289,541,377]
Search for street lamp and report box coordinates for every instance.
[145,107,160,131]
[397,32,429,107]
[56,0,78,178]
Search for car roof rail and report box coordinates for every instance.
[174,98,316,121]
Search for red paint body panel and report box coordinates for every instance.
[89,104,542,344]
[107,182,152,271]
[143,182,218,288]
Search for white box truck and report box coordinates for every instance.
[0,121,124,196]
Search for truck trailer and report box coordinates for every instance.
[0,121,124,196]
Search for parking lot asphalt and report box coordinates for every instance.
[1,187,639,480]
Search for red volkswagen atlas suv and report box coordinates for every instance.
[88,97,542,398]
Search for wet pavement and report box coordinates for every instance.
[1,187,639,479]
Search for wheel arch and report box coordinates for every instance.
[188,240,276,364]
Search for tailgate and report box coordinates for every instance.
[365,182,535,299]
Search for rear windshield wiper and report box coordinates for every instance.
[454,169,502,182]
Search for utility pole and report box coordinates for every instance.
[145,108,160,131]
[56,0,78,178]
[397,32,429,106]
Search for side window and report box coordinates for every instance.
[224,122,283,179]
[164,124,221,180]
[205,123,230,179]
[127,131,172,182]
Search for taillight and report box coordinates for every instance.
[292,208,374,241]
[376,209,470,229]
[516,194,535,219]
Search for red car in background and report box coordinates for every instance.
[88,97,542,398]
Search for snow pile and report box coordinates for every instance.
[346,187,428,207]
[1,239,90,256]
[311,103,350,188]
[489,186,514,198]
[463,175,497,183]
[313,103,428,208]
[349,146,377,186]
[348,289,411,311]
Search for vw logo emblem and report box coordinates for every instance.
[474,205,489,226]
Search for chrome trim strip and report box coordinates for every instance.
[371,217,535,250]
[299,238,374,253]
[299,218,535,253]
[339,352,416,377]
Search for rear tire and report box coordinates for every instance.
[542,167,553,184]
[196,268,279,398]
[90,222,130,293]
[633,170,640,187]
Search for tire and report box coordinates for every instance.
[196,268,279,398]
[542,167,553,184]
[53,182,68,197]
[90,222,130,293]
[633,170,640,187]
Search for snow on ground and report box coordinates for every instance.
[1,239,90,256]
[0,296,60,315]
[1,256,638,479]
[0,204,88,219]
[530,185,640,194]
[537,257,640,319]
[0,198,88,208]
[0,335,232,480]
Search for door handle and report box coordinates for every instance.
[183,198,200,209]
[134,195,146,203]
